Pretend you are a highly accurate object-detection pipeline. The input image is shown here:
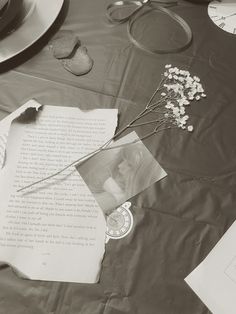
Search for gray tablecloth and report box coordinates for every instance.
[0,1,236,313]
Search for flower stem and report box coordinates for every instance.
[146,78,165,109]
[129,119,163,127]
[17,79,166,192]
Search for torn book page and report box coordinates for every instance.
[185,221,236,314]
[0,103,118,283]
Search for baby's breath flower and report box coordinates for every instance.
[177,98,185,106]
[159,65,206,132]
[157,72,201,124]
[197,85,204,93]
[179,107,185,115]
[178,77,184,83]
[184,115,189,120]
[19,64,206,191]
[172,107,180,115]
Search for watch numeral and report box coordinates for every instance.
[233,28,236,34]
[219,22,225,28]
[209,5,216,9]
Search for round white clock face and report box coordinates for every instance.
[208,0,236,34]
[106,202,133,240]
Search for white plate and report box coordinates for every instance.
[0,0,64,63]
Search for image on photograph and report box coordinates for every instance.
[76,132,167,215]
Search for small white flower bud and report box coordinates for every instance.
[187,125,193,132]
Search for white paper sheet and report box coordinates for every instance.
[0,100,118,283]
[185,221,236,314]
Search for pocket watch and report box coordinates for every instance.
[106,202,133,241]
[208,0,236,34]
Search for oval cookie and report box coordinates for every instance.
[62,46,94,76]
[49,30,80,59]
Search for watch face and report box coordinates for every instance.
[208,0,236,34]
[106,202,133,240]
